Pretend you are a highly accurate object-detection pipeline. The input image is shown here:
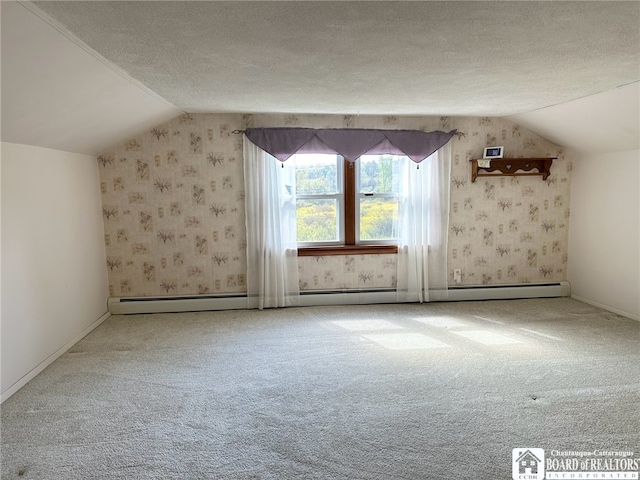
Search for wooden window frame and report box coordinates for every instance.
[298,158,398,256]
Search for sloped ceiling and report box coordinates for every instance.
[509,82,639,154]
[1,1,639,155]
[1,1,183,155]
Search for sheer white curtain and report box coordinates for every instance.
[396,143,451,303]
[243,136,299,309]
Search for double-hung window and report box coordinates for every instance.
[356,154,401,244]
[291,153,404,255]
[294,154,345,246]
[244,127,455,306]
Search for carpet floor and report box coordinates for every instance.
[2,298,639,479]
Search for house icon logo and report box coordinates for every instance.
[512,448,545,480]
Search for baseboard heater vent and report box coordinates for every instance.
[445,281,570,302]
[108,294,248,314]
[108,282,569,315]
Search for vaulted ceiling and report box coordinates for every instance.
[2,1,639,155]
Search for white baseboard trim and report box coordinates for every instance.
[1,310,112,404]
[571,294,639,322]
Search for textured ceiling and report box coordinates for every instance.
[32,1,640,117]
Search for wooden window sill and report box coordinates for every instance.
[298,245,398,256]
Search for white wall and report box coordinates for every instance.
[1,143,110,401]
[509,82,640,155]
[568,150,640,320]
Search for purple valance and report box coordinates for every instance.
[244,128,457,163]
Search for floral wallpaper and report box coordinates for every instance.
[447,117,571,285]
[98,113,571,297]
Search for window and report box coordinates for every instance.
[294,154,344,245]
[357,154,400,243]
[290,153,404,255]
[244,130,453,305]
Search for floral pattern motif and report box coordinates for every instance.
[99,113,571,297]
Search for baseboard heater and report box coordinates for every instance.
[107,282,570,314]
[445,281,570,302]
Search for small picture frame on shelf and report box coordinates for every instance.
[483,146,504,159]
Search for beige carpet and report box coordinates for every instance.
[2,298,639,479]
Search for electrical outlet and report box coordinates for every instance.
[453,269,462,284]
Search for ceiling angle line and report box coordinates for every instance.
[16,0,184,114]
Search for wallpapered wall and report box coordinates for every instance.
[98,113,571,297]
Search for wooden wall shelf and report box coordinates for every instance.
[470,158,555,182]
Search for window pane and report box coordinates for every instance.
[359,155,401,194]
[297,199,339,243]
[294,154,339,195]
[359,197,398,241]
